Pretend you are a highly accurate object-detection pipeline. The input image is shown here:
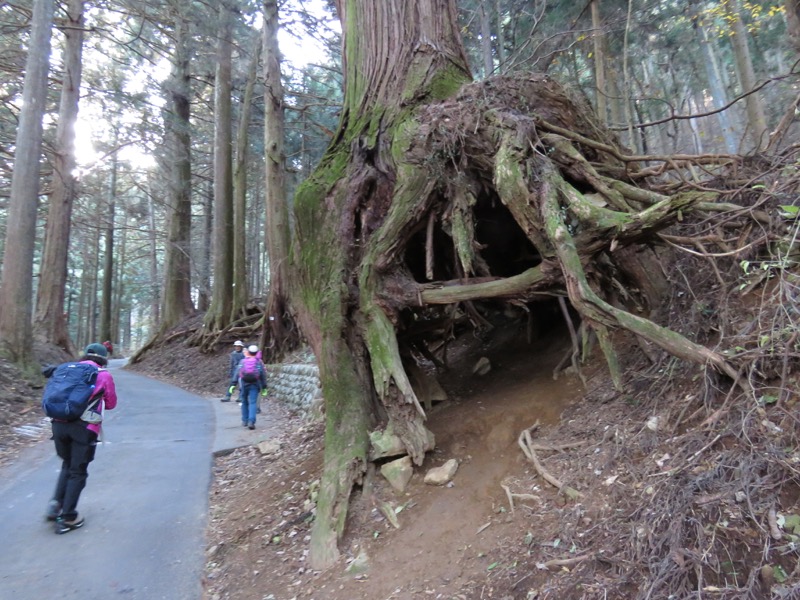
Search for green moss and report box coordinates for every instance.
[427,62,470,100]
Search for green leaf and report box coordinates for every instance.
[779,204,800,215]
[487,562,499,570]
[761,394,778,405]
[783,513,800,534]
[774,564,788,583]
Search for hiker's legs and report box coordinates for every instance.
[52,423,72,510]
[53,422,97,521]
[240,388,249,425]
[243,384,258,425]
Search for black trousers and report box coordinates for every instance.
[51,421,98,521]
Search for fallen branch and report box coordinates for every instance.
[518,428,583,499]
[536,553,594,570]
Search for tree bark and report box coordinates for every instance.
[295,0,471,570]
[34,0,83,354]
[591,0,607,124]
[479,3,493,78]
[784,0,800,52]
[231,33,260,319]
[204,0,234,331]
[100,133,118,344]
[261,0,297,360]
[0,0,55,365]
[161,3,195,330]
[726,0,769,151]
[691,1,739,153]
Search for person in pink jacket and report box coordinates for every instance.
[46,342,118,534]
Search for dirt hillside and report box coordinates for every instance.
[126,286,800,600]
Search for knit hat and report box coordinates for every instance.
[84,342,108,359]
[247,344,259,354]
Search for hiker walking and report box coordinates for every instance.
[44,343,118,534]
[232,344,267,430]
[222,340,245,402]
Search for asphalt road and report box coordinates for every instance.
[0,359,215,600]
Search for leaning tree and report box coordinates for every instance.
[292,0,747,569]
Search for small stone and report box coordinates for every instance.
[380,456,413,492]
[472,357,491,376]
[645,416,660,431]
[424,459,458,485]
[258,440,281,455]
[345,550,369,575]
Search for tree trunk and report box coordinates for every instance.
[261,0,297,360]
[479,3,493,78]
[100,136,118,343]
[204,0,234,332]
[161,4,195,331]
[691,1,739,153]
[146,180,161,328]
[784,0,800,52]
[494,0,506,72]
[294,0,471,570]
[34,0,83,355]
[591,0,607,124]
[726,0,769,151]
[0,0,55,365]
[231,34,260,320]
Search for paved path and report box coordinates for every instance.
[0,360,225,600]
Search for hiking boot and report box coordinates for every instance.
[248,422,255,430]
[54,516,84,534]
[220,397,231,402]
[45,500,61,522]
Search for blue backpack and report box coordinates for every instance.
[41,362,99,421]
[239,357,260,383]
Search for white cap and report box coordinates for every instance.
[233,340,244,347]
[248,344,259,354]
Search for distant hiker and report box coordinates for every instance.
[221,340,245,402]
[44,342,118,534]
[232,344,267,430]
[102,340,114,357]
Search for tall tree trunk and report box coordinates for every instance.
[0,0,55,365]
[494,0,506,72]
[591,0,607,123]
[691,1,739,152]
[261,0,296,360]
[161,4,195,330]
[34,0,84,354]
[479,3,493,78]
[787,0,800,51]
[204,0,234,331]
[146,181,161,329]
[100,136,118,343]
[231,34,261,319]
[726,0,769,150]
[295,0,471,570]
[198,179,213,312]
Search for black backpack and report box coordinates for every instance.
[41,362,99,421]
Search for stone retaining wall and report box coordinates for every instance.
[266,363,320,413]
